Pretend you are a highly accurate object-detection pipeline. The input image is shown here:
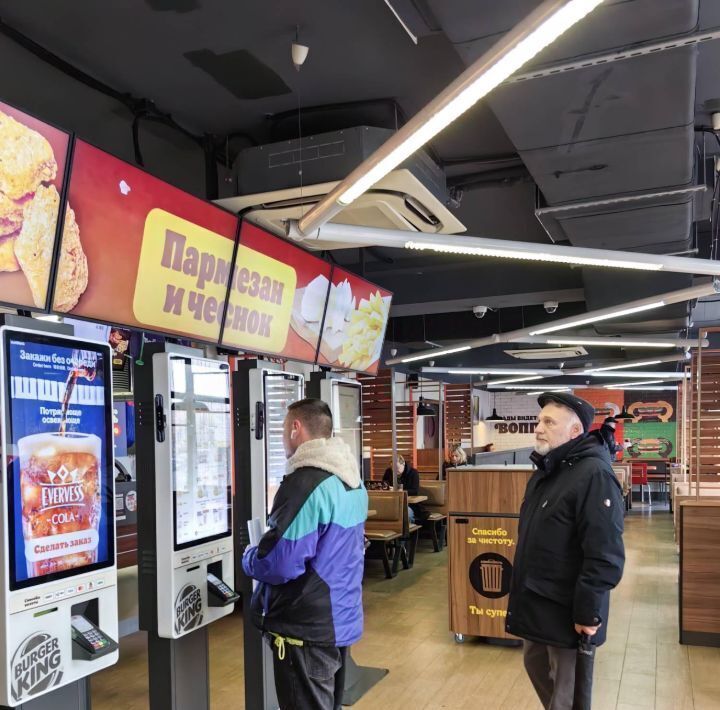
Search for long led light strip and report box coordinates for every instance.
[544,338,679,348]
[528,301,666,336]
[336,1,604,206]
[605,379,664,388]
[584,359,663,373]
[589,371,686,379]
[404,241,662,271]
[402,345,472,363]
[615,386,678,391]
[484,375,545,386]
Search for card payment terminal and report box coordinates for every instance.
[71,615,119,659]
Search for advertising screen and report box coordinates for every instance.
[317,267,392,374]
[2,329,114,590]
[0,101,71,311]
[169,357,231,550]
[51,140,238,342]
[220,221,332,363]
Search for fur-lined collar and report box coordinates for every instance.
[286,437,361,489]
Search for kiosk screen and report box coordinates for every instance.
[3,329,115,590]
[334,382,362,472]
[170,357,231,550]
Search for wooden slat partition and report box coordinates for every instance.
[358,370,415,480]
[444,383,472,454]
[690,349,720,478]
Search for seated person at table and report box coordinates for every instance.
[443,445,468,476]
[382,454,422,522]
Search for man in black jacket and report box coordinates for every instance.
[507,392,625,710]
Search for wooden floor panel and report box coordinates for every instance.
[91,509,720,709]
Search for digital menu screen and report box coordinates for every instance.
[220,221,332,363]
[317,267,392,374]
[0,101,71,311]
[169,357,231,549]
[3,329,114,590]
[52,140,238,342]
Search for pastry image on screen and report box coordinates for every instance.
[0,104,70,309]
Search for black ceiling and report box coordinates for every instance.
[0,0,717,381]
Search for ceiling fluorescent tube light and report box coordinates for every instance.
[528,301,665,336]
[296,0,605,234]
[527,388,571,395]
[401,345,472,363]
[499,384,567,390]
[616,386,678,391]
[484,375,544,386]
[590,371,686,379]
[605,380,665,388]
[586,360,663,373]
[544,338,677,348]
[404,241,662,271]
[336,0,604,206]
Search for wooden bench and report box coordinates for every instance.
[365,491,420,576]
[418,481,448,552]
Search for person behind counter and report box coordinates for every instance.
[442,445,468,476]
[242,398,368,710]
[594,416,620,460]
[382,454,422,521]
[507,392,625,710]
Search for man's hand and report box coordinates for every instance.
[575,623,601,636]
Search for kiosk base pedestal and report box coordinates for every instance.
[1,679,91,710]
[341,651,388,706]
[148,628,209,710]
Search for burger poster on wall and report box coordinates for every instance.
[316,266,392,375]
[50,140,238,342]
[0,101,70,311]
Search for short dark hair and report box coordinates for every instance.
[287,398,333,438]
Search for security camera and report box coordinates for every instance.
[544,301,559,314]
[291,42,309,70]
[390,348,398,357]
[428,360,435,367]
[473,305,488,319]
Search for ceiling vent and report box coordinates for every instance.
[216,126,465,236]
[504,346,588,360]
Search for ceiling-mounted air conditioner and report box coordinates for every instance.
[504,346,588,360]
[215,126,465,239]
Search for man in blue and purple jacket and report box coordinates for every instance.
[242,398,368,710]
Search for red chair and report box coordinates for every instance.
[631,462,650,506]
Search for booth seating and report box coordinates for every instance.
[418,481,448,552]
[611,464,632,511]
[365,491,421,578]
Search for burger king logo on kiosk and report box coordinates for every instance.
[174,584,203,635]
[10,632,64,702]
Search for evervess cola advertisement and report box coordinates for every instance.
[4,332,114,589]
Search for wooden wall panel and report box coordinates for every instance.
[358,370,415,480]
[445,383,472,454]
[680,501,720,645]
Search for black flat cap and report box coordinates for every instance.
[604,416,617,425]
[537,392,595,433]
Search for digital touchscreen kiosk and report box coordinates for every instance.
[169,357,231,550]
[3,329,114,590]
[334,382,362,471]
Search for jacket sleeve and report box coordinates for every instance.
[242,474,323,586]
[573,468,625,627]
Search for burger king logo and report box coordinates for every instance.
[174,584,203,635]
[10,632,63,702]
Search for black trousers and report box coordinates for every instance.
[271,638,347,710]
[523,640,593,710]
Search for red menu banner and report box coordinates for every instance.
[0,101,70,310]
[52,140,237,342]
[317,266,392,374]
[220,222,332,363]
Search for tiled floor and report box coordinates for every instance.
[92,506,720,709]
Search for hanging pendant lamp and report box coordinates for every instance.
[485,392,505,422]
[416,374,436,416]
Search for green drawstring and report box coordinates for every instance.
[269,632,304,661]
